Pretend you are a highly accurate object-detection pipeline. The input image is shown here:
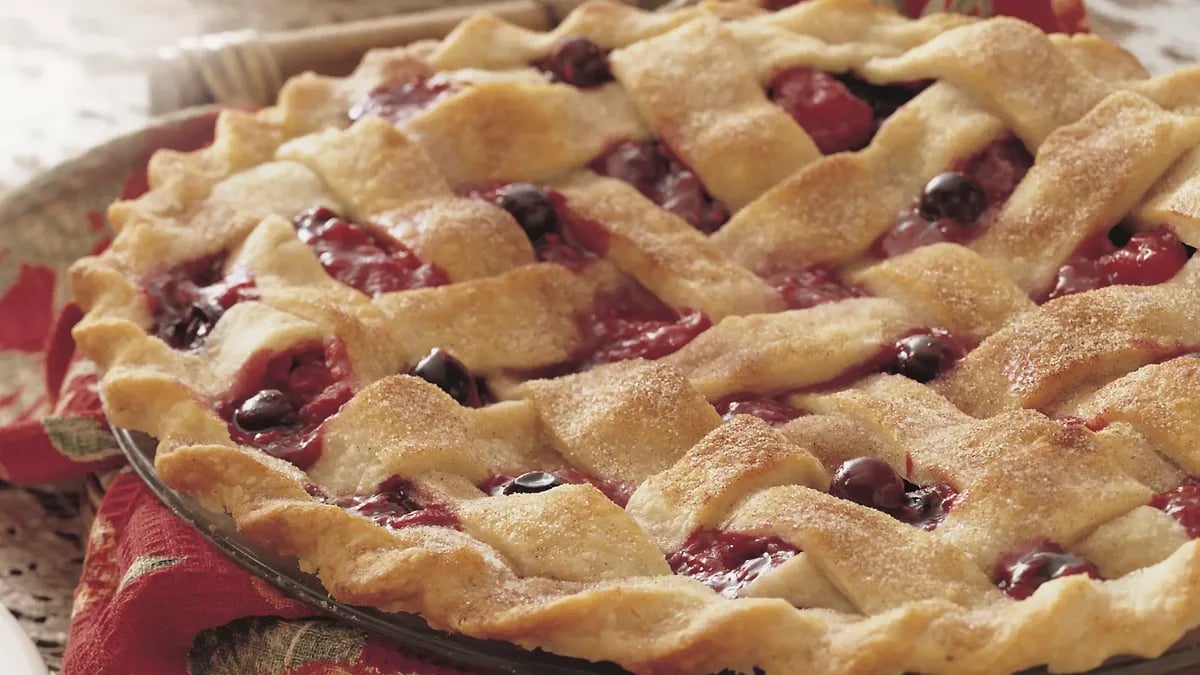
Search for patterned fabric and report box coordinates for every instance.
[0,3,1088,673]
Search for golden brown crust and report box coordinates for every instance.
[67,1,1200,673]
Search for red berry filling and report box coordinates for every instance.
[767,68,927,155]
[475,183,609,273]
[589,140,730,234]
[874,137,1033,258]
[1150,478,1200,539]
[764,265,865,310]
[769,67,874,154]
[143,253,258,350]
[219,343,355,469]
[579,304,712,367]
[1044,225,1190,302]
[714,394,804,426]
[993,540,1100,600]
[805,328,968,394]
[348,77,458,124]
[535,37,613,88]
[480,469,634,507]
[830,457,959,531]
[322,476,460,530]
[293,206,449,297]
[668,528,800,598]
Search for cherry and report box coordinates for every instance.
[588,141,730,233]
[1045,225,1190,301]
[1101,228,1189,286]
[768,67,875,155]
[347,78,456,124]
[891,333,956,383]
[294,206,339,232]
[872,212,967,259]
[919,172,986,224]
[544,37,611,88]
[714,394,804,426]
[897,482,957,531]
[1150,479,1200,539]
[829,457,906,513]
[234,389,295,432]
[495,183,558,241]
[596,141,668,192]
[503,471,565,495]
[668,528,800,598]
[767,266,863,310]
[993,541,1100,600]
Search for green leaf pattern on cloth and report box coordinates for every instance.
[42,416,122,460]
[116,555,185,594]
[189,617,367,675]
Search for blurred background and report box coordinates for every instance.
[0,0,1194,198]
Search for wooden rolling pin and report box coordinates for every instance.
[148,0,599,114]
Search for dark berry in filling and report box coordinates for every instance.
[143,254,258,350]
[993,540,1100,600]
[409,348,488,408]
[899,480,958,532]
[495,182,559,241]
[538,37,613,88]
[233,389,295,433]
[889,332,961,383]
[478,183,607,272]
[327,476,460,530]
[768,67,875,155]
[1045,225,1190,302]
[219,344,355,469]
[292,206,448,297]
[765,265,865,310]
[834,75,928,124]
[1150,478,1200,539]
[830,457,958,531]
[580,305,711,366]
[873,137,1034,259]
[668,528,800,598]
[589,140,730,233]
[830,457,906,513]
[347,77,457,124]
[503,471,565,495]
[918,172,986,223]
[481,469,633,507]
[714,394,804,426]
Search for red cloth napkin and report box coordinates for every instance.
[0,3,1088,672]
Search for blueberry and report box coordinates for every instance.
[234,389,295,432]
[919,172,986,224]
[411,348,476,406]
[829,457,905,513]
[495,183,558,241]
[503,471,565,495]
[891,334,955,383]
[545,37,611,88]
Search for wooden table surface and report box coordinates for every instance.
[0,0,1195,671]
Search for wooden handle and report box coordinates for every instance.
[149,0,589,114]
[264,0,571,78]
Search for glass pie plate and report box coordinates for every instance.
[113,424,1200,675]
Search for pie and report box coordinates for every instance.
[68,0,1200,672]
